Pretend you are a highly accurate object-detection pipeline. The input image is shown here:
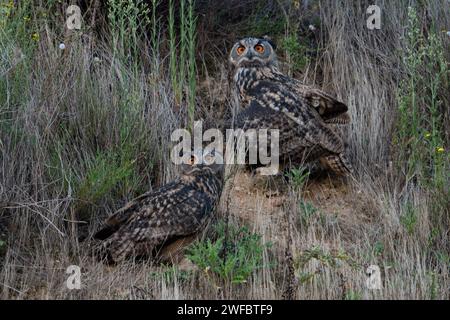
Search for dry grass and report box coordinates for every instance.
[0,0,449,299]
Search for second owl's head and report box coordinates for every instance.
[229,36,278,69]
[180,149,224,178]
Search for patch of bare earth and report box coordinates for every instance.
[223,169,372,235]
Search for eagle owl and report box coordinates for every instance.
[94,150,224,263]
[228,37,353,175]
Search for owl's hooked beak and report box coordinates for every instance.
[246,51,254,60]
[239,52,266,68]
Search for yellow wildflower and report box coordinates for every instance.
[437,147,445,153]
[32,33,39,41]
[425,133,431,138]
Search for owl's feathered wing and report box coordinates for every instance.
[93,181,183,240]
[292,85,350,124]
[264,69,350,124]
[94,179,220,262]
[283,80,353,174]
[246,79,344,154]
[232,71,353,174]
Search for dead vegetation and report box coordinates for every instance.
[0,0,449,299]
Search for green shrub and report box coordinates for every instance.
[168,0,197,129]
[281,33,310,72]
[149,265,194,284]
[287,167,310,189]
[108,0,150,61]
[298,201,319,225]
[399,201,417,235]
[294,246,359,284]
[75,149,137,207]
[396,7,449,190]
[345,290,362,300]
[244,11,285,40]
[187,222,271,284]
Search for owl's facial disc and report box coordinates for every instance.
[230,37,276,68]
[237,44,265,65]
[180,150,224,177]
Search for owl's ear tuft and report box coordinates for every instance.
[262,35,277,50]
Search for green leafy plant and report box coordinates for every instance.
[0,1,35,110]
[294,246,359,284]
[108,0,150,62]
[149,265,194,284]
[187,222,271,284]
[185,0,197,128]
[345,290,362,300]
[281,33,310,73]
[0,1,13,30]
[298,201,319,225]
[149,0,161,74]
[168,0,197,129]
[287,167,310,189]
[399,201,417,235]
[372,241,384,257]
[396,7,448,189]
[74,148,137,214]
[427,271,438,300]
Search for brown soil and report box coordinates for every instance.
[224,170,363,224]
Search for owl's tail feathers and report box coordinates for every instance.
[92,235,133,264]
[325,112,350,125]
[320,153,354,176]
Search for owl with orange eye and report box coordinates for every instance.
[94,149,224,263]
[228,36,353,175]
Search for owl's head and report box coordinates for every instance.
[180,149,224,177]
[229,37,278,69]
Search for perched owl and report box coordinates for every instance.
[94,150,224,263]
[228,37,353,175]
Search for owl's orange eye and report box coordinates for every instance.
[189,155,197,165]
[254,44,265,53]
[204,154,213,164]
[236,45,246,55]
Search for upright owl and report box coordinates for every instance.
[228,37,353,175]
[94,150,224,263]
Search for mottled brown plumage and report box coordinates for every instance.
[94,151,224,263]
[228,37,353,175]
